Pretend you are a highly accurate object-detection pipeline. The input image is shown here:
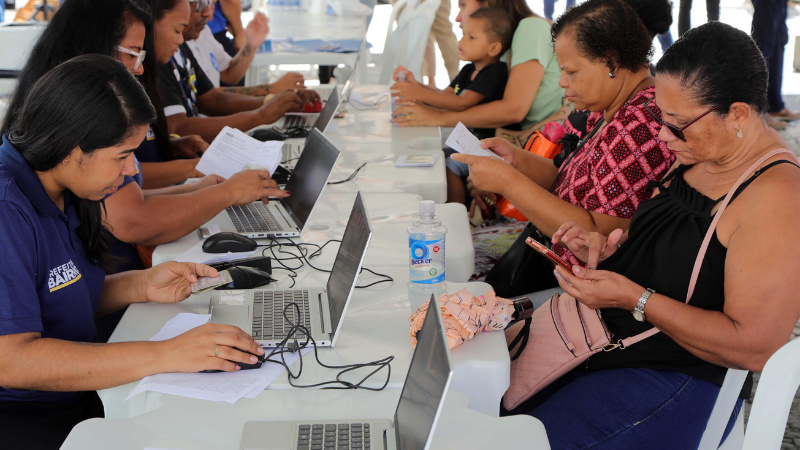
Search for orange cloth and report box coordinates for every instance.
[409,288,514,349]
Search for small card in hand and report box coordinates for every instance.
[191,270,233,294]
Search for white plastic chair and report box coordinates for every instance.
[383,0,420,50]
[698,369,748,450]
[740,337,800,449]
[378,0,440,84]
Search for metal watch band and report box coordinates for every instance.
[633,288,656,322]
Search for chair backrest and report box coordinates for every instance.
[378,0,440,84]
[383,0,419,51]
[697,368,749,450]
[742,337,800,449]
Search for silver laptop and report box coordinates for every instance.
[239,292,453,450]
[278,84,341,130]
[210,192,372,347]
[299,37,364,107]
[204,128,340,238]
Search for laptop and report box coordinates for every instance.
[239,292,453,450]
[209,192,372,347]
[203,128,340,238]
[306,37,365,105]
[277,83,341,131]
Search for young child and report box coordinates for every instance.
[391,7,515,140]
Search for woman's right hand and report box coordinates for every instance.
[257,91,304,124]
[551,222,624,269]
[480,137,523,168]
[158,323,265,373]
[222,170,290,206]
[393,66,415,82]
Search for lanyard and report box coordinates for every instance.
[170,48,199,117]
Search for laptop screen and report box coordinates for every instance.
[341,38,366,103]
[313,87,339,133]
[326,192,371,342]
[282,129,340,228]
[394,294,453,450]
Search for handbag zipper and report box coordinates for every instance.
[576,304,592,348]
[550,295,575,353]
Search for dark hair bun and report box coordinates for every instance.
[656,21,768,114]
[620,0,673,37]
[551,0,653,73]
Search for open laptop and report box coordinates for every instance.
[239,292,453,450]
[276,82,341,131]
[203,128,340,238]
[311,37,366,105]
[210,192,372,347]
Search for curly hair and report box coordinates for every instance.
[656,22,768,114]
[551,0,653,74]
[621,0,673,38]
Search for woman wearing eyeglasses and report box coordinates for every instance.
[452,0,674,291]
[500,21,800,450]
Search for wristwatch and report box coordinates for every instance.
[632,288,655,322]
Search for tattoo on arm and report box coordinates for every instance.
[220,85,271,96]
[241,44,253,58]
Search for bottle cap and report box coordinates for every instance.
[419,200,435,216]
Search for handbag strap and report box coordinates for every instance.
[620,148,798,348]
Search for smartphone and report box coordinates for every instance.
[525,237,572,272]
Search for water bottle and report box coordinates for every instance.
[408,200,447,296]
[392,70,405,114]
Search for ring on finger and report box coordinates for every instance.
[214,346,219,357]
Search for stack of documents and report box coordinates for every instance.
[195,126,283,179]
[126,313,310,404]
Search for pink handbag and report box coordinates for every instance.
[503,148,796,411]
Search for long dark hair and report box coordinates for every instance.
[1,0,174,161]
[7,55,157,270]
[656,22,768,114]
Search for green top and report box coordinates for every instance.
[501,16,564,130]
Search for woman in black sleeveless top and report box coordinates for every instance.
[504,22,800,450]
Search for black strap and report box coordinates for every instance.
[548,117,605,193]
[508,318,532,360]
[726,159,800,203]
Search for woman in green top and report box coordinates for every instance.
[392,0,564,131]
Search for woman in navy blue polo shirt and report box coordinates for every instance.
[0,55,265,450]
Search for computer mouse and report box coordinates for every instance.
[250,127,286,142]
[200,349,265,373]
[216,266,273,290]
[202,232,258,254]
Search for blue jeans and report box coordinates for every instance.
[502,368,742,450]
[752,0,789,113]
[657,31,673,53]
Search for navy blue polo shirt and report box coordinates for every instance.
[106,153,146,273]
[0,136,106,403]
[134,127,164,163]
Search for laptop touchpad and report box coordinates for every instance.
[210,305,250,331]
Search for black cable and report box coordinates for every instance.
[327,162,366,185]
[260,302,394,390]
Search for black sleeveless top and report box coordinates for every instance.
[587,160,798,399]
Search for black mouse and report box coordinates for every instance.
[200,350,265,373]
[203,232,258,254]
[250,128,286,142]
[214,266,272,290]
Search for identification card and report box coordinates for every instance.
[191,270,233,294]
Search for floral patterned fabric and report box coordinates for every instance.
[553,86,675,265]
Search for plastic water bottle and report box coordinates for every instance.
[392,70,406,114]
[408,200,447,296]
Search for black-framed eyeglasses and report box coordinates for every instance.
[644,97,719,142]
[188,0,212,11]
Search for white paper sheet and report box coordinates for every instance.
[174,238,257,265]
[445,122,501,159]
[127,314,310,404]
[195,126,283,179]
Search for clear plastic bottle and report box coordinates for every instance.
[408,200,447,296]
[392,70,405,114]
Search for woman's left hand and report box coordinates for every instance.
[553,265,643,311]
[390,80,425,103]
[392,101,445,127]
[191,174,226,191]
[141,262,219,304]
[171,135,209,158]
[450,152,518,197]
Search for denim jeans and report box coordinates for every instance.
[751,0,789,113]
[502,367,742,450]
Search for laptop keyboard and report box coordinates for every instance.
[285,114,317,129]
[252,290,311,340]
[227,203,286,233]
[297,423,371,450]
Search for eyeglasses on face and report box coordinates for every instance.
[644,97,719,142]
[116,46,146,71]
[188,0,213,11]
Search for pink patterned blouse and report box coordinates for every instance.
[553,86,675,265]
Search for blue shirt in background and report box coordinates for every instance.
[105,153,146,273]
[207,7,227,35]
[0,136,106,403]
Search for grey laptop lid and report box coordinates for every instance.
[313,86,340,133]
[325,192,371,345]
[281,128,340,231]
[393,294,453,450]
[340,38,366,104]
